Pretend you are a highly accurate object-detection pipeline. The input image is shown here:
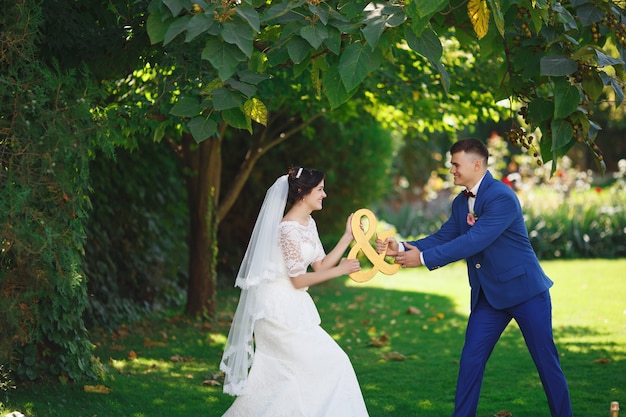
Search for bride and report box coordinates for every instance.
[220,166,369,417]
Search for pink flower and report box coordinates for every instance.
[467,212,478,226]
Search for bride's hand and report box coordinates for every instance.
[345,213,354,237]
[345,212,364,238]
[337,258,360,276]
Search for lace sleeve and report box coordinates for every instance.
[310,218,326,265]
[278,223,307,277]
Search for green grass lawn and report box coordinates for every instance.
[2,259,624,417]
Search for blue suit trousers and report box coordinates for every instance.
[452,290,572,417]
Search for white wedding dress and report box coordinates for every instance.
[222,217,369,417]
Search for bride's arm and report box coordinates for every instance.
[281,215,360,289]
[310,213,354,272]
[291,214,359,289]
[290,258,360,289]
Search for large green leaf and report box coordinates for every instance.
[526,98,554,126]
[552,2,578,30]
[237,69,271,85]
[227,79,257,98]
[300,24,329,49]
[322,65,354,109]
[360,3,405,49]
[323,27,342,55]
[361,18,386,50]
[222,21,255,58]
[554,79,581,119]
[201,38,246,80]
[212,88,242,111]
[404,27,448,93]
[222,108,252,133]
[163,0,184,17]
[550,118,574,151]
[261,0,307,23]
[539,135,558,176]
[433,60,450,94]
[170,97,202,117]
[287,36,311,64]
[575,3,605,26]
[528,3,548,33]
[411,0,449,18]
[595,50,624,67]
[608,76,624,106]
[308,3,329,25]
[405,0,449,36]
[163,15,191,46]
[235,5,261,32]
[338,43,381,92]
[540,55,577,76]
[405,26,442,61]
[581,69,604,102]
[185,13,218,42]
[146,10,170,44]
[188,117,218,143]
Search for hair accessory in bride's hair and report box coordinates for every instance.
[296,167,303,178]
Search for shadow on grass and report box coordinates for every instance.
[4,280,624,417]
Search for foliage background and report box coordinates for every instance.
[0,0,104,383]
[83,140,189,330]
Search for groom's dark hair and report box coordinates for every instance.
[450,138,489,165]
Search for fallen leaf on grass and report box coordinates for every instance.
[170,354,194,362]
[406,306,421,315]
[381,352,406,361]
[143,337,166,348]
[594,358,612,364]
[202,379,221,387]
[367,333,389,347]
[427,312,445,322]
[84,384,112,394]
[127,350,137,360]
[193,322,213,331]
[494,410,512,417]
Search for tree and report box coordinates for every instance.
[143,0,624,315]
[149,0,624,167]
[1,0,106,382]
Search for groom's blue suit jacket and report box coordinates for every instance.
[408,171,553,310]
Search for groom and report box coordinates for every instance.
[377,138,572,417]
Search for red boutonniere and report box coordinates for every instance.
[467,211,478,226]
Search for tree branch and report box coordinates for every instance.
[217,109,327,222]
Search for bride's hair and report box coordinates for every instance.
[286,166,324,204]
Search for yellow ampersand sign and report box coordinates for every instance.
[348,208,400,283]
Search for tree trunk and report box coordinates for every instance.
[179,112,324,317]
[183,133,221,317]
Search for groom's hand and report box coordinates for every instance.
[394,242,422,268]
[376,238,399,257]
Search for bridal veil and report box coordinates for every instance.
[220,175,289,395]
